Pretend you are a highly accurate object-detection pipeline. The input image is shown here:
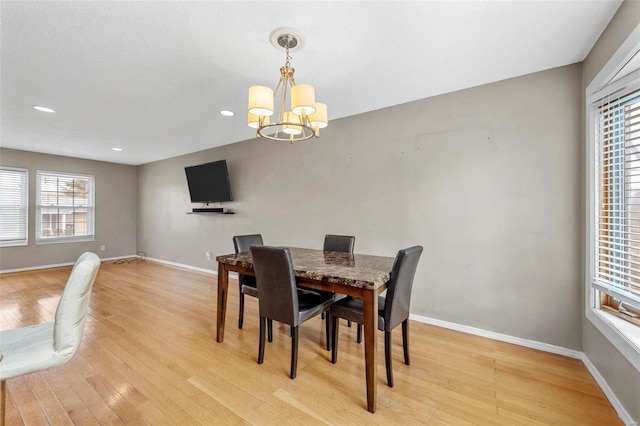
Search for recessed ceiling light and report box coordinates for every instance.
[33,105,56,113]
[219,110,234,117]
[112,147,123,152]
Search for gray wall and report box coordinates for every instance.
[138,63,583,350]
[0,148,138,269]
[582,0,640,422]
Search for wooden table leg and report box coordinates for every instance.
[362,288,378,413]
[1,380,5,426]
[216,263,229,343]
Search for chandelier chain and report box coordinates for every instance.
[285,45,291,68]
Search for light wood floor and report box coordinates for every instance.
[0,259,622,425]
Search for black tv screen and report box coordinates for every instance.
[184,160,233,203]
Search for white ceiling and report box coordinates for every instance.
[1,1,622,166]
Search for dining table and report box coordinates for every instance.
[215,247,395,413]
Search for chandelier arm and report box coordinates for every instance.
[273,78,284,120]
[278,76,288,123]
[273,78,284,99]
[273,81,287,139]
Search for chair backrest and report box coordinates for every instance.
[251,245,299,326]
[323,234,355,254]
[383,246,423,331]
[234,234,263,287]
[54,251,101,357]
[234,234,264,254]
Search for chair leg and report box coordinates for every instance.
[258,317,266,364]
[268,319,273,342]
[1,380,5,426]
[290,326,299,379]
[331,315,340,364]
[238,291,245,329]
[385,330,394,387]
[325,310,331,351]
[402,319,410,365]
[356,323,362,344]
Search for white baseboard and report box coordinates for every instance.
[0,254,136,274]
[145,256,217,275]
[0,254,225,277]
[409,313,582,359]
[582,354,638,426]
[144,257,241,279]
[410,313,636,425]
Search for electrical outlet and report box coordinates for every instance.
[100,245,106,251]
[205,251,212,260]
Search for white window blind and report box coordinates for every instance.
[0,167,28,247]
[36,171,95,243]
[594,88,640,309]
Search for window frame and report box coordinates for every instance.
[0,166,29,247]
[586,23,640,372]
[35,170,95,245]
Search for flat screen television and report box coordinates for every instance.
[184,160,233,203]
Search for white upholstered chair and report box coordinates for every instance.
[0,252,101,425]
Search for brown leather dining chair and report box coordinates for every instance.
[330,245,423,387]
[323,234,355,254]
[322,234,356,331]
[233,234,272,341]
[251,245,334,379]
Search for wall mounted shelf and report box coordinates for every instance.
[186,211,235,215]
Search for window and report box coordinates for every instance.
[0,167,28,247]
[587,29,640,370]
[593,87,640,330]
[36,171,94,244]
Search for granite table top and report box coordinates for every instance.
[217,247,395,290]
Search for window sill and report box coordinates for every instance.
[587,307,640,372]
[36,236,94,245]
[0,241,28,248]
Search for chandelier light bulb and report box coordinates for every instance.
[309,102,328,129]
[248,112,261,129]
[282,111,302,135]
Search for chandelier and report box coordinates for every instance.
[247,28,327,143]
